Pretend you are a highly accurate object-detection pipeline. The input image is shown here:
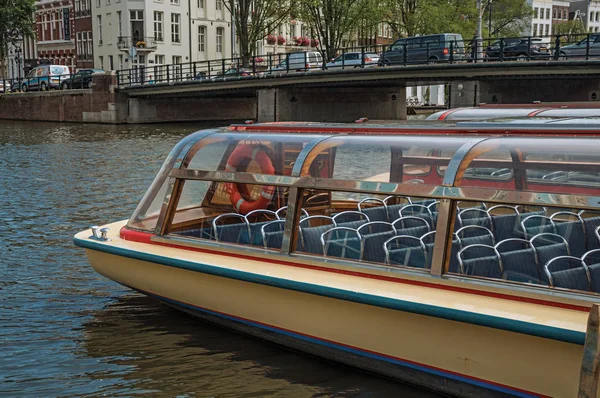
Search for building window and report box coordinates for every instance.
[171,13,180,43]
[545,24,549,36]
[216,0,223,18]
[198,25,206,51]
[533,23,537,36]
[118,54,123,70]
[117,11,122,37]
[107,0,110,6]
[171,0,179,4]
[545,8,550,19]
[533,7,538,18]
[77,32,83,55]
[105,13,111,44]
[99,55,103,69]
[97,15,102,45]
[154,11,163,41]
[109,55,114,70]
[87,31,93,56]
[216,27,224,53]
[197,0,204,8]
[591,12,594,22]
[172,55,182,80]
[96,0,100,7]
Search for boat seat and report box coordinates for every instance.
[458,244,502,279]
[358,198,388,222]
[583,250,600,292]
[581,214,600,251]
[275,206,309,220]
[321,227,361,260]
[495,239,542,284]
[300,224,336,254]
[261,220,286,249]
[420,231,436,269]
[456,225,495,248]
[212,213,250,244]
[384,235,428,269]
[521,215,555,240]
[551,212,586,257]
[531,233,571,273]
[399,204,434,229]
[332,211,369,225]
[358,222,396,263]
[448,238,461,273]
[488,205,521,242]
[545,256,590,291]
[458,208,493,231]
[392,216,430,231]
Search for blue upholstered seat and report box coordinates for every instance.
[321,227,361,260]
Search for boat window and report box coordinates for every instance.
[127,178,171,232]
[446,199,600,296]
[168,182,287,249]
[303,135,469,186]
[455,137,600,195]
[292,190,436,272]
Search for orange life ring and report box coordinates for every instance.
[224,145,276,214]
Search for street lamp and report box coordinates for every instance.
[476,0,483,61]
[10,29,23,90]
[488,0,493,37]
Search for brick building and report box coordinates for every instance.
[35,0,76,71]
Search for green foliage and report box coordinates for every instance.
[554,20,587,37]
[300,0,380,60]
[225,0,291,62]
[0,0,36,61]
[382,0,531,42]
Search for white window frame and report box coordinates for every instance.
[171,13,180,43]
[154,11,163,41]
[198,25,206,52]
[216,26,223,53]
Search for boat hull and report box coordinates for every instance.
[82,246,585,398]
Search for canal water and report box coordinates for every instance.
[0,120,441,397]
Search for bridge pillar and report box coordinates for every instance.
[257,86,407,123]
[449,81,479,108]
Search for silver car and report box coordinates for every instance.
[559,34,600,59]
[326,52,380,69]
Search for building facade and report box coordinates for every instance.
[35,0,77,71]
[91,0,233,78]
[570,0,600,32]
[552,0,571,29]
[6,36,37,83]
[528,0,554,41]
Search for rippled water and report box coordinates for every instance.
[0,120,440,397]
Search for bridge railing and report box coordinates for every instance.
[110,33,600,89]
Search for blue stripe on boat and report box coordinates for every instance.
[74,236,586,346]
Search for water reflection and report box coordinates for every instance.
[82,294,437,398]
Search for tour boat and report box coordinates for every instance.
[75,121,600,397]
[428,106,600,121]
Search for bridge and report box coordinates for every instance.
[118,59,600,124]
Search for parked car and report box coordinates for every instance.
[379,33,466,65]
[558,34,600,59]
[0,79,11,93]
[60,69,105,89]
[21,64,71,91]
[211,67,252,80]
[268,51,323,72]
[326,52,380,69]
[485,38,551,60]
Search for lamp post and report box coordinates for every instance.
[476,0,484,62]
[10,29,23,91]
[488,0,493,37]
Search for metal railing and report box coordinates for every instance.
[117,36,158,51]
[115,33,600,89]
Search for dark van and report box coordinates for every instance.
[379,33,466,65]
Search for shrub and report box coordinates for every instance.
[277,35,286,45]
[301,37,310,46]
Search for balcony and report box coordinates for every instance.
[117,37,157,52]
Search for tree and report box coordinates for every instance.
[300,0,380,61]
[383,0,532,42]
[554,19,587,43]
[225,0,291,66]
[485,0,532,38]
[0,0,36,76]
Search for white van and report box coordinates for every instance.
[270,51,323,72]
[21,64,71,91]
